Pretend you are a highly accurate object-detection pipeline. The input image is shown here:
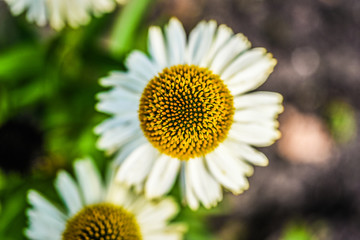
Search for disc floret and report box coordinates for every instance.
[139,64,234,160]
[62,203,142,240]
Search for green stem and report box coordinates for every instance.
[110,0,153,58]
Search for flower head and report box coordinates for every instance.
[26,158,185,240]
[4,0,125,30]
[95,18,283,210]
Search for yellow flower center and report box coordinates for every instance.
[139,64,234,160]
[62,203,142,240]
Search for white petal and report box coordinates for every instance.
[235,105,284,122]
[74,158,104,205]
[94,116,132,135]
[233,108,281,127]
[95,90,139,115]
[148,26,168,69]
[186,21,205,64]
[223,139,269,166]
[186,158,222,208]
[26,0,47,26]
[205,146,250,194]
[106,182,133,207]
[226,53,277,95]
[209,33,250,74]
[181,162,199,210]
[219,144,254,176]
[165,18,186,66]
[145,155,181,198]
[47,0,65,30]
[228,122,281,147]
[205,154,240,193]
[96,123,141,153]
[137,198,179,227]
[125,50,159,80]
[144,232,183,240]
[54,171,83,216]
[142,223,186,238]
[116,142,157,186]
[90,0,115,15]
[237,105,282,125]
[97,87,140,101]
[27,190,67,221]
[185,160,205,208]
[125,194,149,215]
[234,91,283,109]
[26,209,65,239]
[221,48,267,80]
[100,71,146,93]
[7,0,28,15]
[26,226,62,240]
[99,71,125,87]
[96,100,139,116]
[112,135,148,165]
[96,87,140,113]
[199,24,233,68]
[95,101,138,117]
[62,0,90,28]
[186,20,217,65]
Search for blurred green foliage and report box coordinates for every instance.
[0,1,151,239]
[280,220,330,240]
[280,221,315,240]
[0,43,43,81]
[177,206,220,240]
[0,1,218,239]
[325,100,357,144]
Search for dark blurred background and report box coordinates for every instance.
[1,0,360,239]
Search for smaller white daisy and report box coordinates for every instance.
[4,0,125,30]
[25,158,185,240]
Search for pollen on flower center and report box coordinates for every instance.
[62,203,142,240]
[139,64,234,160]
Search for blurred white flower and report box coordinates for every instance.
[4,0,125,30]
[95,18,283,210]
[26,158,185,240]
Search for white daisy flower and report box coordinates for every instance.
[26,158,185,240]
[4,0,125,30]
[95,18,283,210]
